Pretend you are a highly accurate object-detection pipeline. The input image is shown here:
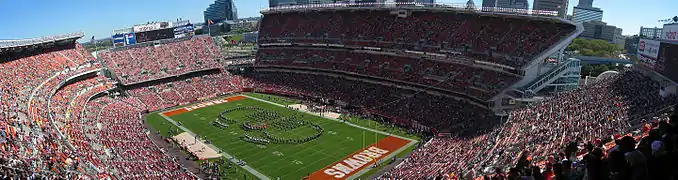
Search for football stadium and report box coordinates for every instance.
[1,1,678,180]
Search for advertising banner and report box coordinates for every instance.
[637,38,660,65]
[135,28,174,43]
[124,33,136,46]
[112,28,133,35]
[173,24,195,38]
[133,22,170,33]
[662,24,678,41]
[659,42,678,82]
[133,23,160,33]
[172,20,190,28]
[112,34,125,47]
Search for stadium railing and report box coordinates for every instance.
[261,2,559,17]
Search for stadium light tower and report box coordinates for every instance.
[658,16,678,23]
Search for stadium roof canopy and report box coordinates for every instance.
[573,56,634,65]
[0,32,84,54]
[261,2,560,18]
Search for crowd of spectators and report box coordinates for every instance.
[379,70,678,179]
[99,36,222,85]
[83,96,195,179]
[127,70,244,112]
[257,47,519,100]
[48,75,115,174]
[3,27,677,180]
[259,10,576,68]
[0,42,102,178]
[245,70,496,132]
[0,40,211,178]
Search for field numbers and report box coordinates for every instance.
[346,136,354,141]
[292,160,303,165]
[257,145,267,149]
[229,131,238,135]
[328,131,338,135]
[272,151,284,156]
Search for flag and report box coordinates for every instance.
[208,19,214,25]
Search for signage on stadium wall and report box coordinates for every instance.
[133,22,170,33]
[173,24,195,38]
[662,24,678,41]
[112,27,133,35]
[637,39,660,66]
[658,42,677,82]
[124,33,136,46]
[112,34,125,47]
[172,20,190,28]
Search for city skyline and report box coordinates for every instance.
[0,0,675,41]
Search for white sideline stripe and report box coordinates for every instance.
[158,114,271,180]
[159,94,419,179]
[243,95,419,142]
[243,95,420,179]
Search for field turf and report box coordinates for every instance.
[147,94,416,179]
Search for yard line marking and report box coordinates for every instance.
[243,95,418,142]
[158,113,271,180]
[157,93,419,179]
[244,95,420,179]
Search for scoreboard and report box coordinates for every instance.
[135,28,174,43]
[112,20,193,46]
[659,42,678,82]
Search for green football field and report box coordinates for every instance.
[147,93,419,179]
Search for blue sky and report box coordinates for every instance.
[0,0,674,41]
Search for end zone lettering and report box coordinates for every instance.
[164,96,246,117]
[310,136,411,180]
[323,147,389,178]
[185,99,228,111]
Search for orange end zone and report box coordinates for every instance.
[162,95,247,117]
[163,108,188,117]
[309,136,411,180]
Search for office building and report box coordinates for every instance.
[639,26,663,39]
[511,0,529,9]
[483,0,527,10]
[572,6,603,23]
[572,0,602,23]
[533,0,568,18]
[578,0,593,8]
[579,21,623,43]
[269,0,327,8]
[396,0,434,3]
[579,21,622,43]
[482,0,497,9]
[625,36,641,55]
[466,0,477,9]
[300,0,335,4]
[204,0,238,24]
[614,34,626,49]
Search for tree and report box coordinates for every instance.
[566,38,622,58]
[580,63,624,78]
[581,65,593,76]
